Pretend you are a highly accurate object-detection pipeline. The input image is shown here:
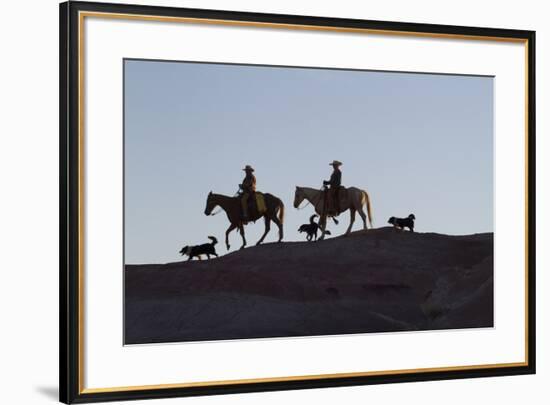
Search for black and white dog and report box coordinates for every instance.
[179,236,218,261]
[388,214,416,232]
[298,214,331,241]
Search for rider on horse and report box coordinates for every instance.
[240,165,256,220]
[323,160,342,216]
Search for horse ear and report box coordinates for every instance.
[209,191,212,195]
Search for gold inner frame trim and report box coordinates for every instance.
[524,39,530,363]
[81,11,527,43]
[82,361,527,394]
[78,11,85,395]
[77,10,531,395]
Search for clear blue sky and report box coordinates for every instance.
[124,59,493,264]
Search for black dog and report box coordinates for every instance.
[388,214,416,232]
[179,236,218,261]
[298,214,331,241]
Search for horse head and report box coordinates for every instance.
[204,191,216,215]
[293,186,305,209]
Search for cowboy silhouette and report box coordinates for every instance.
[239,165,256,220]
[323,160,342,215]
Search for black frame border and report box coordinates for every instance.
[60,1,536,403]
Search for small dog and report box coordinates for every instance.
[388,214,416,232]
[298,214,331,241]
[179,236,218,261]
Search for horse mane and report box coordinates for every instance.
[297,186,320,192]
[210,192,237,200]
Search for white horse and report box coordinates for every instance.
[293,186,373,239]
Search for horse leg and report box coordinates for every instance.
[358,208,368,230]
[318,215,328,240]
[225,223,237,250]
[272,214,283,242]
[346,209,356,235]
[239,225,247,249]
[256,216,271,246]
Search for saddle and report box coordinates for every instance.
[323,186,346,217]
[255,192,267,214]
[241,192,267,221]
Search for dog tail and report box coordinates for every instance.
[309,214,317,224]
[208,236,218,245]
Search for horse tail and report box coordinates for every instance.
[208,236,218,245]
[278,199,285,224]
[363,190,373,228]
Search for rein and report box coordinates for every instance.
[208,190,240,216]
[296,187,324,210]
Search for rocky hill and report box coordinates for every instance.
[125,227,493,344]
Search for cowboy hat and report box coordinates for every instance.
[329,160,343,166]
[242,165,255,172]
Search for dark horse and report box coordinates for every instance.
[204,192,285,250]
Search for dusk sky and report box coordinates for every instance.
[124,59,493,264]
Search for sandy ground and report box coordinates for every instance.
[124,227,493,344]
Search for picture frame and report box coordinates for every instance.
[60,1,536,403]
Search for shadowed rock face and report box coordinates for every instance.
[124,227,493,344]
